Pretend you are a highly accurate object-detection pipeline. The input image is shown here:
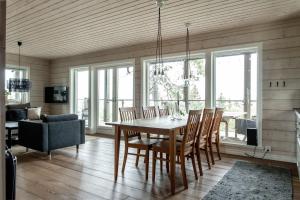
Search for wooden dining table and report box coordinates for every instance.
[106,116,187,194]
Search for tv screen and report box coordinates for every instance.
[45,86,68,103]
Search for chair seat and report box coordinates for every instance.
[128,138,160,147]
[152,140,182,153]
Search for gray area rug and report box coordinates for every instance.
[202,161,292,200]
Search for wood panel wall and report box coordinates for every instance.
[0,0,6,198]
[5,53,50,113]
[49,16,300,163]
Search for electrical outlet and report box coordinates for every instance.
[264,146,271,152]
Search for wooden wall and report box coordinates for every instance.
[0,0,6,198]
[6,53,50,113]
[49,17,300,163]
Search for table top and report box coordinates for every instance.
[106,116,187,131]
[5,122,18,129]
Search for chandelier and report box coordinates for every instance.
[8,41,31,92]
[153,0,167,76]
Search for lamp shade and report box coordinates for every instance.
[8,78,31,92]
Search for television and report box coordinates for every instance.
[45,86,68,103]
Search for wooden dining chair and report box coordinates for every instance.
[119,107,158,181]
[208,108,224,164]
[152,110,202,189]
[158,106,169,117]
[195,108,214,174]
[142,106,166,172]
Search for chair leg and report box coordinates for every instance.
[159,152,163,172]
[191,154,198,180]
[76,145,79,153]
[166,154,169,173]
[216,142,221,160]
[152,151,157,182]
[196,148,203,176]
[180,154,188,189]
[122,146,128,174]
[204,148,211,169]
[26,147,29,152]
[209,144,215,165]
[47,151,51,160]
[145,149,149,181]
[135,149,140,167]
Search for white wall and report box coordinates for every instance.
[49,16,300,163]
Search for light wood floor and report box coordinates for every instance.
[12,136,300,200]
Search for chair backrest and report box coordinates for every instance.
[142,106,157,119]
[209,108,224,142]
[158,106,169,117]
[196,108,214,148]
[119,107,140,140]
[182,110,202,151]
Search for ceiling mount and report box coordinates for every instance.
[156,0,167,8]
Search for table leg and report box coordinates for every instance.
[169,130,176,194]
[7,129,12,149]
[114,126,121,181]
[225,121,228,138]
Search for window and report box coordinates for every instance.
[5,66,29,104]
[97,65,134,127]
[213,48,258,145]
[144,55,205,114]
[70,61,134,132]
[71,67,90,127]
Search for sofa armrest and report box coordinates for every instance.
[18,121,49,152]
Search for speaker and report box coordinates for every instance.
[247,128,257,146]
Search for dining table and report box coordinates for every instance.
[106,116,187,194]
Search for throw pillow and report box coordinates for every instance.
[27,107,41,120]
[6,109,27,121]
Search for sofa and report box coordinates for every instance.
[6,103,31,122]
[18,114,85,156]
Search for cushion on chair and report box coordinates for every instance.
[27,107,41,120]
[42,114,78,122]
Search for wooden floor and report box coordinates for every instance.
[12,136,300,200]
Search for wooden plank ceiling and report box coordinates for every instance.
[6,0,300,59]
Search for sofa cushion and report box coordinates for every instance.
[27,107,42,120]
[42,114,78,122]
[6,109,27,121]
[6,103,30,110]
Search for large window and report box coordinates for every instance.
[71,67,90,127]
[213,49,258,145]
[70,62,134,132]
[5,66,29,104]
[144,56,205,114]
[97,65,134,127]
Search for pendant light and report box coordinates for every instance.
[183,23,194,87]
[154,0,167,77]
[8,41,31,92]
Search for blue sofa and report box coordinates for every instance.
[18,114,85,155]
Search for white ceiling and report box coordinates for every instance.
[6,0,300,59]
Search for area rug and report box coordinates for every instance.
[202,161,292,200]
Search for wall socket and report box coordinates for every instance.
[264,146,271,152]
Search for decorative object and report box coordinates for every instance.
[203,161,292,200]
[153,0,167,76]
[8,41,31,92]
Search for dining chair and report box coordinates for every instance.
[152,110,202,189]
[195,108,214,174]
[158,106,169,117]
[142,106,165,172]
[119,107,158,181]
[208,108,224,164]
